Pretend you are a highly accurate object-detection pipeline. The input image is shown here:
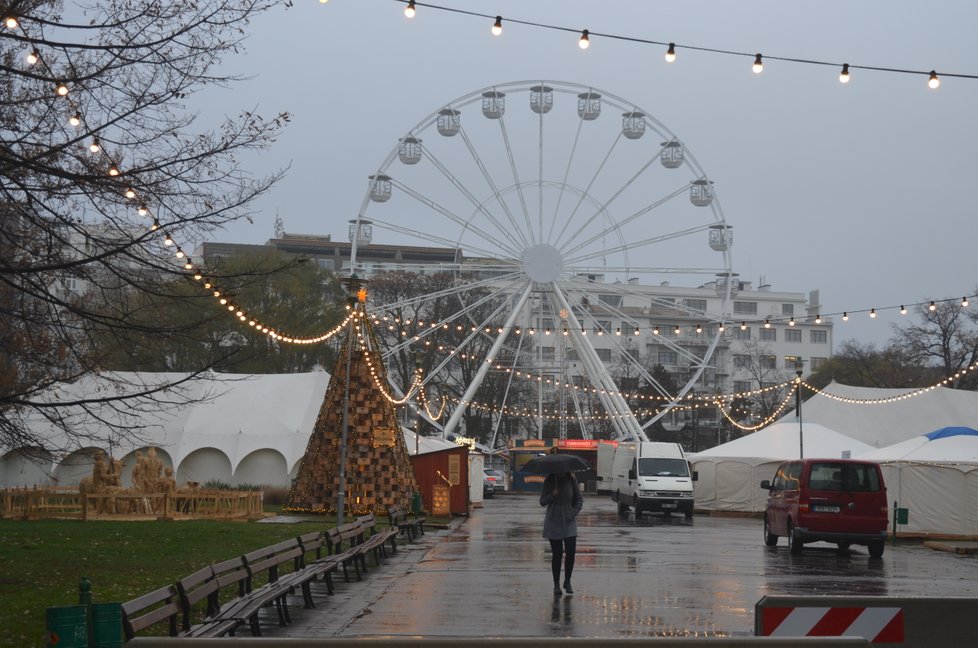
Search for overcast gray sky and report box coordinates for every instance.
[202,1,978,348]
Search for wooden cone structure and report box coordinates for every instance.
[285,277,419,516]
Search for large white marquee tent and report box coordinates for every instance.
[0,371,332,489]
[787,382,978,448]
[856,427,978,537]
[689,422,874,512]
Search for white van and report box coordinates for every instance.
[609,441,695,518]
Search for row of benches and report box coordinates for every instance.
[121,509,425,641]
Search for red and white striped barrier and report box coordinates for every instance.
[760,606,904,643]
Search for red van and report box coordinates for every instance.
[760,459,888,557]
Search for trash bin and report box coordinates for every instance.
[45,605,88,648]
[91,602,123,648]
[411,491,423,515]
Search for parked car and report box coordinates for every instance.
[482,473,495,498]
[484,469,505,493]
[760,459,888,557]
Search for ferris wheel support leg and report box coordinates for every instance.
[442,283,535,439]
[549,284,648,442]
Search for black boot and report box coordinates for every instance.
[553,581,562,596]
[563,579,573,594]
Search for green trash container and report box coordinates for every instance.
[45,605,88,648]
[411,491,423,515]
[91,602,123,648]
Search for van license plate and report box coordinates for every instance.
[661,503,677,509]
[813,505,840,513]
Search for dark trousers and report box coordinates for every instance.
[549,536,577,584]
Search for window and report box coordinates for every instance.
[761,355,777,370]
[734,301,758,315]
[659,350,679,365]
[786,328,801,343]
[684,298,707,312]
[811,356,827,370]
[537,318,554,331]
[595,320,611,334]
[733,354,751,368]
[735,326,751,340]
[734,380,752,393]
[596,348,612,362]
[541,347,555,361]
[782,303,794,316]
[784,355,800,370]
[599,294,622,308]
[622,348,640,362]
[316,258,334,270]
[760,328,776,341]
[567,349,579,361]
[811,329,827,344]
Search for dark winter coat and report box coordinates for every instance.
[540,473,584,540]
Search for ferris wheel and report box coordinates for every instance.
[349,81,734,442]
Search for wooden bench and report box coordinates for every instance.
[357,514,398,564]
[295,531,340,601]
[388,504,426,541]
[122,583,237,641]
[325,521,368,582]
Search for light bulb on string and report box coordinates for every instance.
[900,305,907,315]
[88,138,101,154]
[674,325,681,335]
[139,205,149,216]
[696,324,703,334]
[26,50,38,65]
[163,235,174,246]
[5,17,18,30]
[929,301,937,311]
[842,312,849,321]
[788,318,795,326]
[870,308,877,318]
[928,70,940,89]
[107,164,120,177]
[764,319,771,328]
[740,322,747,330]
[69,113,81,127]
[404,1,415,18]
[55,83,69,97]
[815,314,822,324]
[962,297,970,308]
[653,326,660,335]
[665,43,676,63]
[752,53,764,74]
[579,29,590,49]
[491,16,502,36]
[124,188,136,199]
[839,63,850,83]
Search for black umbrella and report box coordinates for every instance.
[522,453,589,475]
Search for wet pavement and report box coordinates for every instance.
[263,493,978,639]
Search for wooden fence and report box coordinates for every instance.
[0,487,263,521]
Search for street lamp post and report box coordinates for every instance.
[795,359,805,459]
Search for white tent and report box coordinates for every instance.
[785,382,978,448]
[856,427,978,537]
[689,422,874,512]
[1,371,331,489]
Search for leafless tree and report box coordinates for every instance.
[889,298,978,390]
[0,0,288,452]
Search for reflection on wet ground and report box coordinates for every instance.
[272,493,978,639]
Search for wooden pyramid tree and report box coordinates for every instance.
[285,278,419,516]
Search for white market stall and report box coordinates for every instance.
[857,426,978,537]
[689,422,874,512]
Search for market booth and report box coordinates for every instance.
[509,439,599,492]
[408,445,470,515]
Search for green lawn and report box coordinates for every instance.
[0,517,328,648]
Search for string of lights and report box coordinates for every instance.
[800,358,978,404]
[385,0,978,89]
[4,16,360,346]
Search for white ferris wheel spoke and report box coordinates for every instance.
[422,147,527,253]
[559,185,691,260]
[495,114,534,244]
[372,270,523,316]
[552,130,625,250]
[457,126,531,250]
[383,179,520,259]
[546,108,587,246]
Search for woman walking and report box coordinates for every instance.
[540,471,583,595]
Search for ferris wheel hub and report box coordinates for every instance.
[522,243,563,283]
